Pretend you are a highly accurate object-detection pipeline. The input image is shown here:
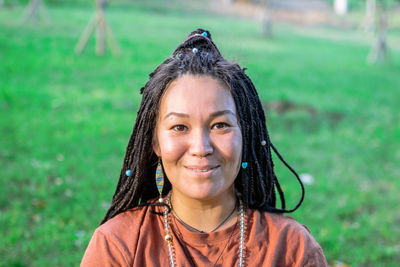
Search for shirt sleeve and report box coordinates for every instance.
[302,239,329,267]
[80,228,130,267]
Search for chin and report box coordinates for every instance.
[185,189,218,200]
[179,184,232,201]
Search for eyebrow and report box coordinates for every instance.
[163,110,236,120]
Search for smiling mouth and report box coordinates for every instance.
[185,166,219,172]
[188,168,215,172]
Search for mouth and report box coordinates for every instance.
[184,165,219,176]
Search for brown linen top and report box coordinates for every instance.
[81,203,328,267]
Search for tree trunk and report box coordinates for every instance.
[368,6,388,64]
[261,0,273,38]
[364,0,376,32]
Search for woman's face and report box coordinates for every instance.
[153,75,242,202]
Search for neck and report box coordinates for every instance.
[170,188,237,233]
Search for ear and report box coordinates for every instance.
[152,134,161,157]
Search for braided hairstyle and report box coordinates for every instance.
[101,29,304,224]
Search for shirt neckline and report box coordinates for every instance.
[161,208,250,246]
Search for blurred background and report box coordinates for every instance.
[1,0,399,266]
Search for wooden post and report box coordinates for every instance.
[22,0,50,24]
[75,0,120,56]
[96,1,106,55]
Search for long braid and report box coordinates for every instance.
[101,29,304,224]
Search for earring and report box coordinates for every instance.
[155,159,165,203]
[241,162,248,169]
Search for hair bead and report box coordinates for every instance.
[261,140,266,146]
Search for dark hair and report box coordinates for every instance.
[101,29,304,224]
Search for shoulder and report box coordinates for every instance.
[97,204,150,237]
[248,209,328,266]
[259,211,312,237]
[250,209,313,237]
[81,204,156,267]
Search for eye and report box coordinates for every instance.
[172,125,187,132]
[212,122,230,130]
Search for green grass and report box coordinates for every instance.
[1,3,399,267]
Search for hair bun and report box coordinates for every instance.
[188,29,212,41]
[173,28,221,57]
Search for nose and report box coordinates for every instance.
[189,129,213,158]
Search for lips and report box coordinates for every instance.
[184,165,219,174]
[185,165,218,171]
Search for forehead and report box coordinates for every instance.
[159,75,236,116]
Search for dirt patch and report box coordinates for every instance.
[209,0,353,27]
[263,100,345,131]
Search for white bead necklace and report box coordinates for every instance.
[163,193,246,267]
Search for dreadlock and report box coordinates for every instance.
[101,29,304,224]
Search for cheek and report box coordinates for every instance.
[158,133,186,163]
[213,132,242,163]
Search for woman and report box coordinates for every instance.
[81,29,328,266]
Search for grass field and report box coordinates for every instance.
[1,3,399,266]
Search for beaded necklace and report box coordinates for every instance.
[163,192,246,267]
